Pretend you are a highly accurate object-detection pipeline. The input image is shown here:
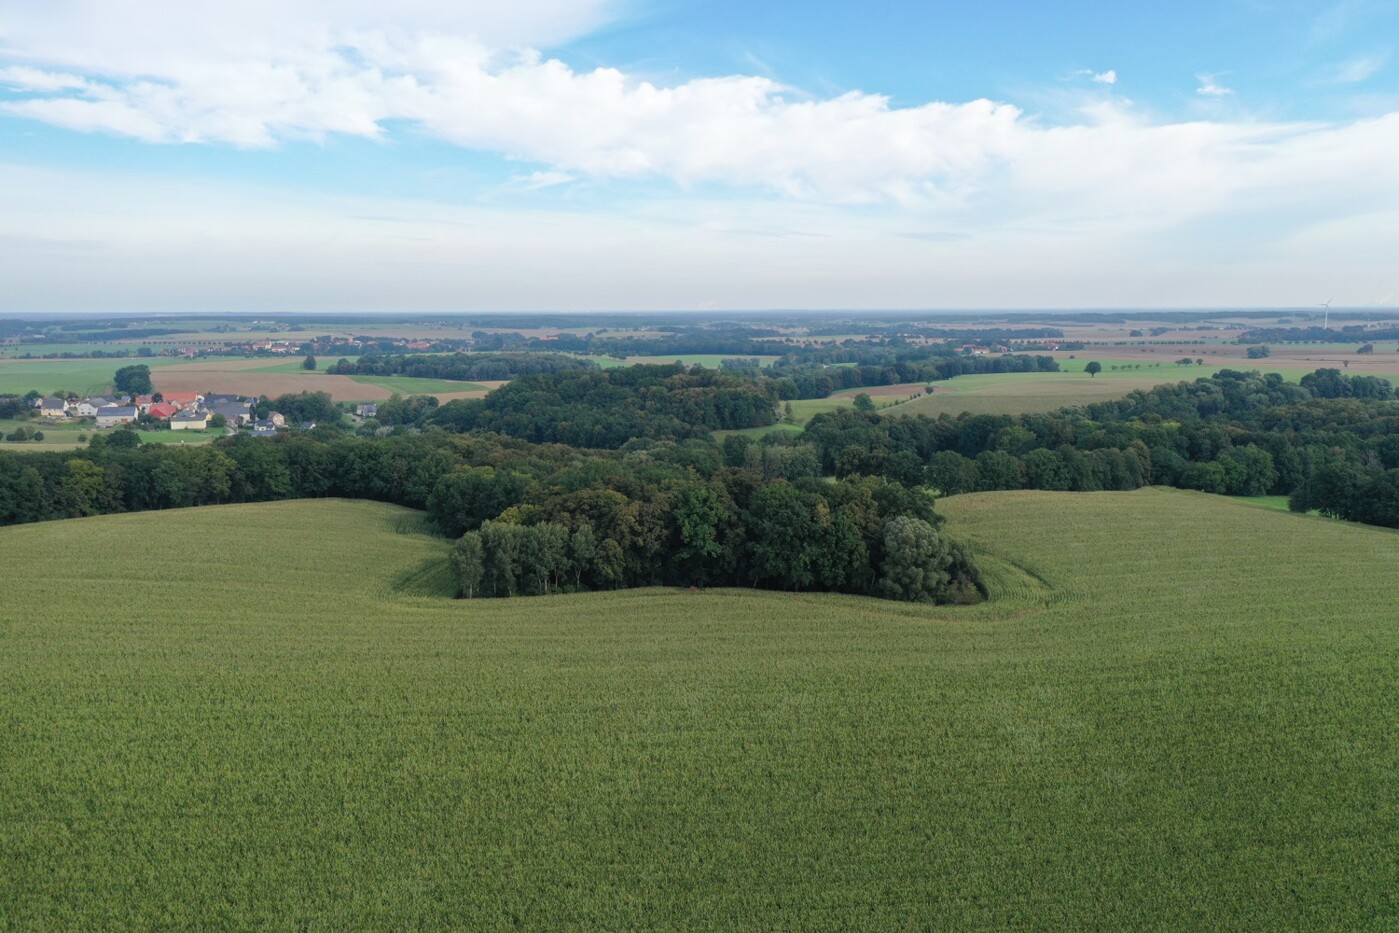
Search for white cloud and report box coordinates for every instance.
[1196,73,1233,97]
[1092,70,1117,85]
[1329,52,1386,84]
[0,1,1397,311]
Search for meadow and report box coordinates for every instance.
[0,357,185,396]
[0,418,219,451]
[1,489,1394,928]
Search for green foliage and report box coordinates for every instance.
[1084,360,1102,377]
[302,354,317,371]
[113,363,153,395]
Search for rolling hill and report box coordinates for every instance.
[1,491,1395,927]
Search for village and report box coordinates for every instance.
[31,392,297,436]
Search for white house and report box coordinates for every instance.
[74,397,115,418]
[38,397,69,418]
[171,410,210,430]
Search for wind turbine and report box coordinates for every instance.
[1318,299,1332,330]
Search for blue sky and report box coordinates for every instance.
[1,0,1397,312]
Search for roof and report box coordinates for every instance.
[172,410,208,422]
[40,396,66,407]
[98,406,139,417]
[147,403,179,418]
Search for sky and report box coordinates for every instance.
[1,0,1397,313]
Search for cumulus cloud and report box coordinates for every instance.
[1196,73,1233,97]
[0,0,1397,228]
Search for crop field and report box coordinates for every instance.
[881,370,1215,418]
[0,357,185,396]
[348,374,489,396]
[1,489,1394,927]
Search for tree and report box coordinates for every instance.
[875,515,982,604]
[451,533,486,598]
[1084,361,1102,378]
[1245,345,1271,359]
[113,364,153,396]
[852,393,877,412]
[107,428,141,450]
[1357,343,1374,354]
[302,354,317,371]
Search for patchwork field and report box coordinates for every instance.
[1,490,1394,927]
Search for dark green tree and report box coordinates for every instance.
[113,364,153,396]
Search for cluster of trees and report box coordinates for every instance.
[326,352,596,382]
[792,369,1399,526]
[444,473,984,603]
[429,365,778,447]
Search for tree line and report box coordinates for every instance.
[790,368,1399,527]
[0,427,984,605]
[326,352,596,382]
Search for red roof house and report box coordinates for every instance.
[147,402,179,419]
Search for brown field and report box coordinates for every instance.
[153,369,388,401]
[151,361,505,402]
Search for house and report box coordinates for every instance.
[74,397,115,418]
[202,393,243,406]
[94,406,139,428]
[356,403,378,418]
[208,400,254,426]
[162,392,202,410]
[171,410,210,430]
[268,411,286,427]
[147,402,179,420]
[251,421,278,437]
[38,397,69,418]
[133,395,156,413]
[298,421,317,431]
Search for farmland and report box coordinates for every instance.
[2,490,1394,927]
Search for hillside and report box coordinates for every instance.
[1,492,1395,927]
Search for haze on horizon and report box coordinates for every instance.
[1,0,1397,313]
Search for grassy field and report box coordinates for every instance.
[0,418,219,451]
[0,357,187,396]
[882,370,1214,418]
[1,489,1395,927]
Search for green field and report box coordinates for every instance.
[0,358,188,396]
[0,418,220,451]
[2,489,1395,927]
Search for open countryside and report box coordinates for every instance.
[2,490,1393,927]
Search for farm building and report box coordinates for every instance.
[171,410,209,430]
[94,406,139,428]
[147,402,179,420]
[37,397,69,418]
